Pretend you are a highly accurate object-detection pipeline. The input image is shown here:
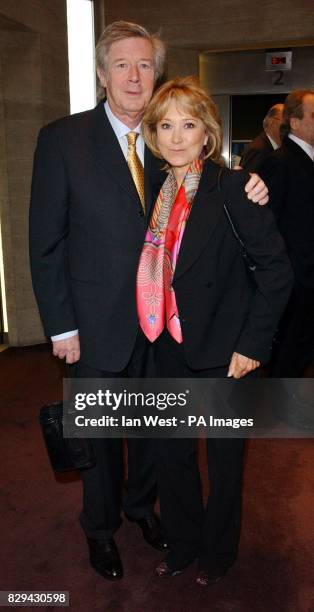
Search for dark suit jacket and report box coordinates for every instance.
[29,102,165,371]
[240,131,274,172]
[171,160,293,369]
[260,137,314,289]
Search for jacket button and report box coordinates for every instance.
[138,209,144,217]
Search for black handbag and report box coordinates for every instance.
[39,402,95,473]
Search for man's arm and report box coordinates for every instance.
[29,124,78,350]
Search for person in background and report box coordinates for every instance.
[240,103,284,172]
[29,21,270,582]
[137,77,293,586]
[261,89,314,377]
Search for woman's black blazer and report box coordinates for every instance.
[171,159,294,369]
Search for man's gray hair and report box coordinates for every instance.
[96,21,166,98]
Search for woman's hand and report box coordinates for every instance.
[227,352,260,379]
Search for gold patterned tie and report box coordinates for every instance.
[127,131,145,212]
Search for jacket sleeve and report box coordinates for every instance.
[223,169,294,362]
[29,124,77,336]
[240,147,265,173]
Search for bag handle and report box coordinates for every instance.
[218,167,256,272]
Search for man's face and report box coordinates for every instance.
[98,37,155,127]
[291,94,314,146]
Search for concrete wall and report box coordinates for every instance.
[0,2,69,345]
[104,0,314,77]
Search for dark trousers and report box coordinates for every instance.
[271,284,314,376]
[155,330,244,571]
[77,331,157,539]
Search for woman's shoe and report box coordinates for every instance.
[196,569,225,587]
[156,561,184,577]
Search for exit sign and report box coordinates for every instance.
[265,50,292,71]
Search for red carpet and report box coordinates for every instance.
[0,345,313,611]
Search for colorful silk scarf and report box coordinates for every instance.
[136,158,203,343]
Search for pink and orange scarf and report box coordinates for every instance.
[136,158,203,343]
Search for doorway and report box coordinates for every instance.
[200,46,314,167]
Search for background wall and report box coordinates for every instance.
[103,0,314,77]
[0,1,69,345]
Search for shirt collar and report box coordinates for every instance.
[104,100,142,140]
[288,133,314,161]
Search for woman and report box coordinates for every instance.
[136,77,293,586]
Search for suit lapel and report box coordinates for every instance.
[89,103,167,217]
[89,102,142,205]
[174,161,224,281]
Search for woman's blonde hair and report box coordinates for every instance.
[142,76,223,164]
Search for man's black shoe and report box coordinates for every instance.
[87,537,123,580]
[126,514,169,551]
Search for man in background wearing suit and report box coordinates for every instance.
[261,90,314,376]
[29,21,269,581]
[241,103,284,172]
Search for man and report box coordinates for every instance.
[29,21,269,581]
[241,103,284,172]
[261,90,314,376]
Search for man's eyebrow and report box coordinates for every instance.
[112,57,153,62]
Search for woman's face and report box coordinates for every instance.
[156,99,208,182]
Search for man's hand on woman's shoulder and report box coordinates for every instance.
[234,166,269,205]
